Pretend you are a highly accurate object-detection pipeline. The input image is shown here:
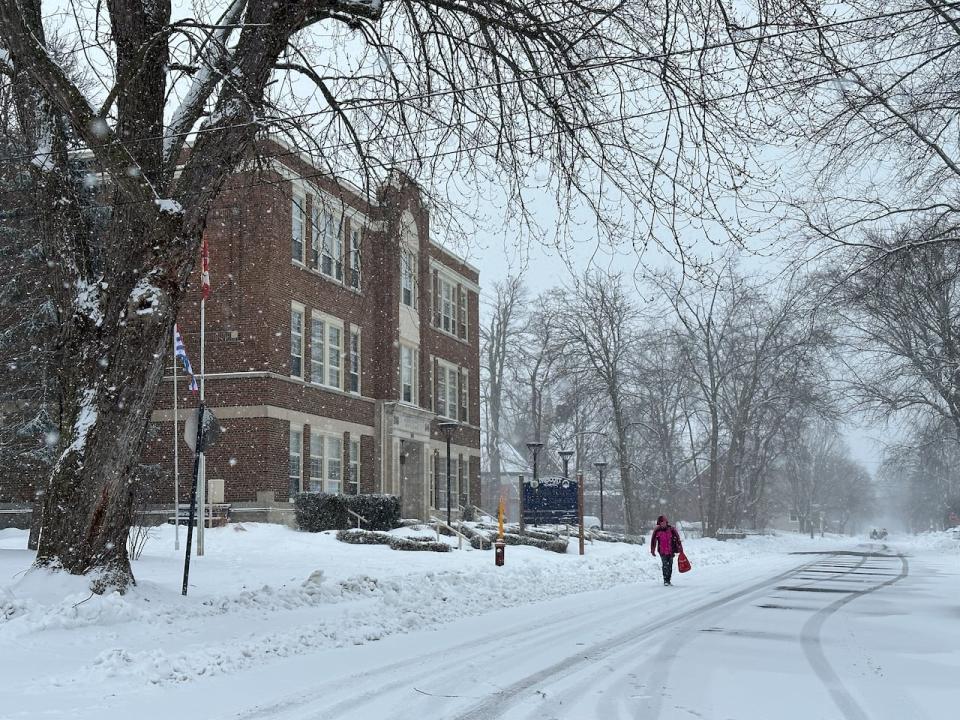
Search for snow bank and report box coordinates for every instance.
[0,523,864,693]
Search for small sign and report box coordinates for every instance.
[522,476,578,524]
[184,407,221,452]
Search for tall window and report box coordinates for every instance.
[310,316,325,384]
[291,198,304,262]
[349,330,361,394]
[290,306,304,378]
[436,364,458,419]
[326,436,343,493]
[288,427,303,498]
[321,210,343,281]
[400,345,417,403]
[311,314,343,390]
[310,204,321,269]
[350,229,362,289]
[328,324,342,389]
[401,249,417,307]
[436,456,459,510]
[460,372,469,423]
[440,277,456,333]
[308,431,343,493]
[349,439,360,494]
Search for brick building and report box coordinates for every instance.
[144,142,481,523]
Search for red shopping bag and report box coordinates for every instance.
[678,551,692,573]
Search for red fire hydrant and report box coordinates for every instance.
[495,539,505,566]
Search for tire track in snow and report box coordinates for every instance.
[800,551,909,720]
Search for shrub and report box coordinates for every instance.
[296,493,401,532]
[336,528,451,552]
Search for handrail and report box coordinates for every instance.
[429,515,471,550]
[346,508,368,529]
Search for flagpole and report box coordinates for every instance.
[198,296,206,556]
[173,329,180,551]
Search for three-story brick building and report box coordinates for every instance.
[144,142,481,522]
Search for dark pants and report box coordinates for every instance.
[660,553,674,583]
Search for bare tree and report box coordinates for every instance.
[0,1,762,591]
[481,275,526,484]
[738,1,960,250]
[834,227,960,437]
[555,272,643,536]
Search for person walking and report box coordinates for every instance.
[650,515,683,585]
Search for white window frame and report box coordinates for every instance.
[288,425,303,498]
[320,209,343,281]
[310,312,343,390]
[401,248,418,308]
[350,228,362,290]
[291,197,305,264]
[290,303,305,379]
[308,430,343,494]
[400,344,418,404]
[439,276,456,334]
[310,314,325,386]
[310,203,321,270]
[435,360,459,419]
[349,328,361,394]
[349,439,360,494]
[435,454,459,511]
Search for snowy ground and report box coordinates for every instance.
[0,524,957,719]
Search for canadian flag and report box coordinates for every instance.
[201,237,211,300]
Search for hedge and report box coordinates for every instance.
[295,493,401,532]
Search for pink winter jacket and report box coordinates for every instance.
[651,525,682,556]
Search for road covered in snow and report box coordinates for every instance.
[1,524,957,720]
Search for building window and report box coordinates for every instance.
[311,314,343,390]
[290,305,304,378]
[435,455,459,510]
[350,229,362,290]
[328,324,342,389]
[291,198,305,263]
[326,436,343,493]
[289,427,303,498]
[310,316,325,385]
[349,439,360,494]
[310,204,321,270]
[349,329,361,394]
[321,210,343,281]
[436,363,458,419]
[308,431,343,493]
[400,345,417,404]
[401,248,417,307]
[458,288,468,339]
[460,371,469,423]
[440,277,456,333]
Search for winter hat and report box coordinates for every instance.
[657,515,667,524]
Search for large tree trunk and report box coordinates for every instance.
[35,260,175,590]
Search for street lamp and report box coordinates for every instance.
[438,420,460,526]
[558,450,574,480]
[399,438,407,494]
[526,441,544,526]
[594,461,608,530]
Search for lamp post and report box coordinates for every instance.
[399,438,407,494]
[438,421,460,526]
[526,441,544,526]
[594,461,608,530]
[558,450,574,480]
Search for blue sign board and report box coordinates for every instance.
[522,476,579,524]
